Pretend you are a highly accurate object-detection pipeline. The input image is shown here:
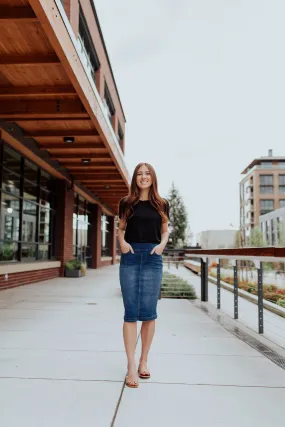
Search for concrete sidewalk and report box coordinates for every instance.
[0,265,285,426]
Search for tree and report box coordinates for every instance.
[185,223,194,246]
[167,182,188,248]
[248,227,267,247]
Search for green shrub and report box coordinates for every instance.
[277,299,285,308]
[65,259,82,270]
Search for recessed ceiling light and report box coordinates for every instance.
[104,185,111,189]
[81,158,91,164]
[64,136,74,143]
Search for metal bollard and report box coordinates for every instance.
[216,259,221,309]
[200,257,208,302]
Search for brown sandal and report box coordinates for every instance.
[125,375,139,388]
[138,366,151,379]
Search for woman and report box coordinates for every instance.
[118,162,169,389]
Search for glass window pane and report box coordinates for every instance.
[0,242,18,262]
[39,244,49,260]
[1,194,20,241]
[23,180,38,201]
[73,214,77,247]
[22,201,37,242]
[40,190,51,208]
[3,146,21,174]
[22,244,36,260]
[24,159,38,184]
[77,223,82,248]
[39,208,50,243]
[2,168,21,196]
[40,170,56,193]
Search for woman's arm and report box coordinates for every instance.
[150,221,169,255]
[118,219,134,254]
[160,222,169,250]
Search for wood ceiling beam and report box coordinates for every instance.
[64,163,115,169]
[0,7,38,23]
[39,143,105,150]
[73,174,122,180]
[8,117,92,122]
[0,86,76,98]
[0,55,60,66]
[28,0,130,188]
[0,100,88,119]
[71,170,120,176]
[49,153,110,160]
[88,188,126,191]
[24,130,99,138]
[80,179,123,183]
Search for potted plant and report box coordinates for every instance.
[64,259,85,278]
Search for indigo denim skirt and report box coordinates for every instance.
[119,242,163,322]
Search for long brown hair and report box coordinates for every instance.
[119,162,168,223]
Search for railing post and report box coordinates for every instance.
[231,259,238,319]
[216,258,220,309]
[255,260,264,334]
[201,257,208,302]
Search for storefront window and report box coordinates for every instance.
[101,214,112,256]
[73,194,91,263]
[0,143,57,263]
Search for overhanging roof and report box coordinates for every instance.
[0,0,130,215]
[241,157,285,174]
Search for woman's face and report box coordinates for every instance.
[136,165,152,190]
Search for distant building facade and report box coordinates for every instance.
[240,150,285,246]
[196,230,238,249]
[259,207,285,246]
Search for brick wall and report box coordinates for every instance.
[0,268,60,291]
[56,181,74,276]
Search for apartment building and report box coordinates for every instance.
[259,207,285,246]
[0,0,130,289]
[240,150,285,245]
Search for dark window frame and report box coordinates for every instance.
[118,120,124,142]
[104,82,115,117]
[78,6,100,73]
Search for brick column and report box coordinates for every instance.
[55,181,74,276]
[109,216,117,265]
[90,204,102,269]
[63,0,79,38]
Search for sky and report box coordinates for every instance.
[95,0,285,236]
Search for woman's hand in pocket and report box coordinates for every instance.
[150,244,164,255]
[120,242,134,254]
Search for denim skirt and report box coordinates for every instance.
[119,242,163,322]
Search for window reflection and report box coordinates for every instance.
[0,144,57,262]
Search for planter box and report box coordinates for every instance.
[65,269,82,278]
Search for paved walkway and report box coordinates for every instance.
[0,265,285,426]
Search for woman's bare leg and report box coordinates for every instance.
[139,319,155,373]
[123,321,138,384]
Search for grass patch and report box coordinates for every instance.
[161,271,197,299]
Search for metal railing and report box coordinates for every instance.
[185,247,285,334]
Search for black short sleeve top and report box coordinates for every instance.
[119,198,170,244]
